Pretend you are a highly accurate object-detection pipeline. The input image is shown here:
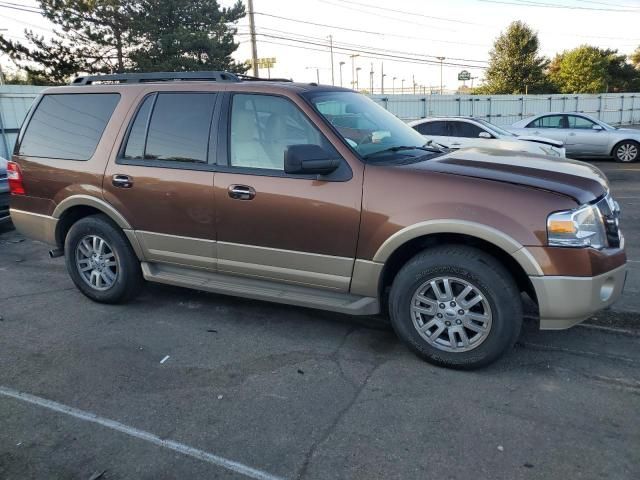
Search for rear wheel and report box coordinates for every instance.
[389,245,522,369]
[613,141,639,163]
[64,214,142,303]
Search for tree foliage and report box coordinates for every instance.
[549,46,640,93]
[129,0,246,73]
[477,21,549,94]
[0,0,246,84]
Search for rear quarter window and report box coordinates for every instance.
[18,93,120,161]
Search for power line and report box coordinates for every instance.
[249,13,492,48]
[0,2,41,14]
[237,32,488,69]
[237,26,488,64]
[477,0,639,12]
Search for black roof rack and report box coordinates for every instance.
[70,71,241,85]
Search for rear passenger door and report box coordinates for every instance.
[103,91,218,270]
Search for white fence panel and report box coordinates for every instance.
[369,93,640,127]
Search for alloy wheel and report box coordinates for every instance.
[410,276,493,353]
[617,143,638,162]
[75,235,118,291]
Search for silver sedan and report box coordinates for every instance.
[509,112,640,162]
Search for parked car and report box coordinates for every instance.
[8,72,626,369]
[409,116,565,157]
[0,156,10,223]
[509,112,640,162]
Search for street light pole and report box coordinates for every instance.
[392,77,396,94]
[401,79,405,95]
[437,56,445,94]
[370,63,374,93]
[328,35,335,86]
[349,54,359,89]
[339,61,345,87]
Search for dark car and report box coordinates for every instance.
[7,71,627,369]
[0,156,10,223]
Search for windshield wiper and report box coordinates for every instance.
[363,143,444,159]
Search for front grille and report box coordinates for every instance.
[596,193,621,248]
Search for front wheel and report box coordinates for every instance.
[389,245,522,369]
[614,141,639,163]
[64,214,142,304]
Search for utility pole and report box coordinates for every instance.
[392,77,396,94]
[437,56,445,94]
[401,78,405,94]
[380,62,385,95]
[412,74,416,95]
[355,67,361,90]
[328,35,335,85]
[339,61,345,87]
[247,0,259,76]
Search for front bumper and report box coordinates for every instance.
[530,263,627,330]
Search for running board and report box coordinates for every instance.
[141,262,380,315]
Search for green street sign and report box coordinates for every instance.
[458,70,471,81]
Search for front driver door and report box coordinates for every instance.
[213,92,362,291]
[565,115,608,156]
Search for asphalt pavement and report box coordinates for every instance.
[0,159,638,480]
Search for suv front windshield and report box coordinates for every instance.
[304,91,441,160]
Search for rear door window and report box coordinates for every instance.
[122,92,217,165]
[527,115,566,129]
[18,93,120,160]
[450,121,485,138]
[414,121,448,136]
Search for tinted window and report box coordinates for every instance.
[414,121,448,136]
[19,93,119,160]
[123,95,154,160]
[451,121,485,138]
[229,94,331,170]
[567,115,596,129]
[527,115,565,129]
[144,93,216,163]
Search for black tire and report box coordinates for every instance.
[64,214,142,304]
[613,140,639,163]
[389,245,522,369]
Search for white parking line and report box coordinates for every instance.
[0,386,285,480]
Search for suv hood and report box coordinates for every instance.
[414,147,608,204]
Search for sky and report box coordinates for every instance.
[1,0,639,92]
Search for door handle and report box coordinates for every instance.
[112,174,133,188]
[228,184,256,200]
[450,143,461,147]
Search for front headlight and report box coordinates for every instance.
[539,145,561,157]
[547,204,607,249]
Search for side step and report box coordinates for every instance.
[141,262,380,316]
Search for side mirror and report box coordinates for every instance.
[478,131,492,139]
[284,144,340,175]
[592,124,604,131]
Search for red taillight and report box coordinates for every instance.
[7,161,25,195]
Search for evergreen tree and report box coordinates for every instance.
[478,21,549,94]
[129,0,246,73]
[0,0,246,84]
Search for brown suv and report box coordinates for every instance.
[8,71,626,368]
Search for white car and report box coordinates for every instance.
[409,117,566,157]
